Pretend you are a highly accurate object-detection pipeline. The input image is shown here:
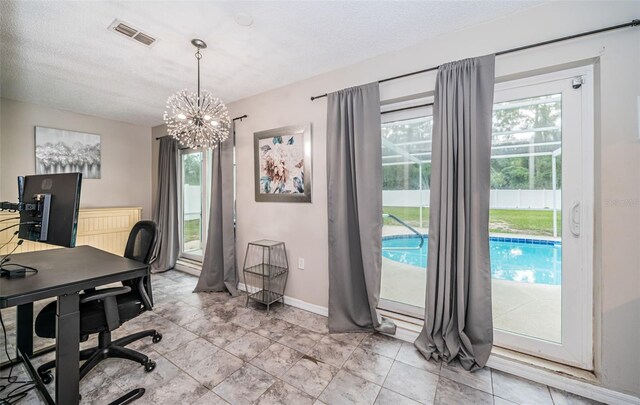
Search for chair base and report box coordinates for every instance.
[37,329,162,383]
[108,388,146,405]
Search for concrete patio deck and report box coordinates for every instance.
[380,230,561,343]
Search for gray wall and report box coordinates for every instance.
[222,1,639,396]
[0,98,153,218]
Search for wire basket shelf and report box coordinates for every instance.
[242,240,289,313]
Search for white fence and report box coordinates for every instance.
[183,185,202,220]
[383,189,561,210]
[187,186,560,211]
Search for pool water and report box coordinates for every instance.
[382,235,561,285]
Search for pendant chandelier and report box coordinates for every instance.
[163,39,230,149]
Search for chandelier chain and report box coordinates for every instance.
[196,49,201,101]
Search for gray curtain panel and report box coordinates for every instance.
[326,83,395,334]
[414,55,496,371]
[152,137,180,273]
[194,124,238,295]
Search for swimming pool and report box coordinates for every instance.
[382,235,561,285]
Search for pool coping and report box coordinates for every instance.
[382,233,561,246]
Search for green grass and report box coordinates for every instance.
[384,206,429,227]
[489,209,561,237]
[184,218,201,242]
[383,206,561,237]
[186,208,560,238]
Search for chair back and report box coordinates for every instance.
[124,221,158,264]
[123,220,158,311]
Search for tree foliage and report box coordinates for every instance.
[382,96,562,190]
[183,153,202,185]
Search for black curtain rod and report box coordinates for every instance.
[310,18,639,101]
[382,102,433,115]
[155,114,248,140]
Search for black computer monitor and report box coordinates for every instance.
[19,173,82,248]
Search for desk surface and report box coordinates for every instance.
[0,245,148,308]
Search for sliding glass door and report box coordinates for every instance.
[179,149,208,261]
[379,67,593,369]
[179,143,234,264]
[491,67,593,369]
[380,106,433,318]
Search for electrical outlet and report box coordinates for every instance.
[298,258,305,270]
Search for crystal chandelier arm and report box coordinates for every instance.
[202,98,211,113]
[182,92,196,111]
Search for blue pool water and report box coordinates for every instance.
[382,235,561,285]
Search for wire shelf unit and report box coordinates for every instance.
[242,239,289,313]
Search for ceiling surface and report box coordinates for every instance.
[0,1,541,126]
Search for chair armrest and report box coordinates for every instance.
[80,286,131,304]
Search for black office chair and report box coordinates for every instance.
[34,220,163,384]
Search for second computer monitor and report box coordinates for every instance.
[19,173,82,248]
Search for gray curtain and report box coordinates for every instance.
[414,55,495,371]
[152,137,180,273]
[194,124,238,295]
[326,83,395,334]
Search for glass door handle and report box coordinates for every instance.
[570,201,580,237]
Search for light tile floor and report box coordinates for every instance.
[0,270,601,405]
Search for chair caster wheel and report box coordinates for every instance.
[152,332,162,344]
[40,371,53,385]
[144,360,156,372]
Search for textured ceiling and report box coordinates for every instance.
[0,1,541,126]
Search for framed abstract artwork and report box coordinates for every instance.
[254,124,311,202]
[35,126,101,179]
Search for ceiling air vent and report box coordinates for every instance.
[114,22,137,37]
[108,19,158,47]
[133,32,155,46]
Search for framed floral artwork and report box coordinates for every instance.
[254,124,311,202]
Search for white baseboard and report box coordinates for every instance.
[174,260,202,277]
[385,322,421,343]
[282,294,329,317]
[237,283,329,316]
[233,284,638,405]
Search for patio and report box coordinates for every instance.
[380,257,561,343]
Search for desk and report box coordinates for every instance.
[0,246,148,405]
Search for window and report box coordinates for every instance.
[179,144,236,263]
[179,149,215,261]
[379,66,593,369]
[380,107,432,318]
[490,93,563,343]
